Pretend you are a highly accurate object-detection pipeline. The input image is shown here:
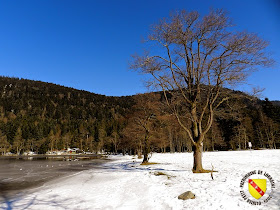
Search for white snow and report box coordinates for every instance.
[1,150,280,210]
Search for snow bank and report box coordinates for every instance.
[1,150,279,209]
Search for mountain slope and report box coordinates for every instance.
[0,76,279,154]
[0,76,134,154]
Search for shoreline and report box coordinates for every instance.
[0,157,110,202]
[0,154,107,160]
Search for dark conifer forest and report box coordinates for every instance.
[0,76,279,155]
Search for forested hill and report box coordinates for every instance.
[0,76,279,155]
[0,76,134,118]
[0,76,134,154]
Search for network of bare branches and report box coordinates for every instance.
[131,9,273,172]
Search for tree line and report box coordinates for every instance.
[0,77,279,156]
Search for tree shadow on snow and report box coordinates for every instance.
[0,193,84,210]
[99,161,188,173]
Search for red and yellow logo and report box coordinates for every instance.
[248,179,266,199]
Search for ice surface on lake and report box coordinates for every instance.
[0,157,107,199]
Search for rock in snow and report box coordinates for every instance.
[178,191,195,200]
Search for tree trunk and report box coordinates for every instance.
[244,129,247,149]
[169,128,174,153]
[137,149,142,159]
[142,131,149,163]
[142,149,148,163]
[193,143,203,173]
[190,112,205,172]
[211,136,214,151]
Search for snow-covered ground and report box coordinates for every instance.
[1,150,279,210]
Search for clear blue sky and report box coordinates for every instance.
[0,0,279,99]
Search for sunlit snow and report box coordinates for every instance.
[1,150,279,210]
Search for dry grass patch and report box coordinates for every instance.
[154,171,174,179]
[140,162,158,165]
[154,171,167,176]
[192,169,218,173]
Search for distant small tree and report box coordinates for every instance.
[62,132,72,149]
[79,124,87,151]
[13,127,23,155]
[132,9,273,172]
[0,131,10,155]
[97,124,106,153]
[260,113,279,149]
[205,120,225,151]
[109,131,120,154]
[48,130,55,152]
[25,138,35,152]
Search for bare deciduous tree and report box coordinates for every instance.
[124,93,160,163]
[131,9,273,172]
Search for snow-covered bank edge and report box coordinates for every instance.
[1,150,279,210]
[0,158,111,204]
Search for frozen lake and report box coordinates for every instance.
[0,155,108,200]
